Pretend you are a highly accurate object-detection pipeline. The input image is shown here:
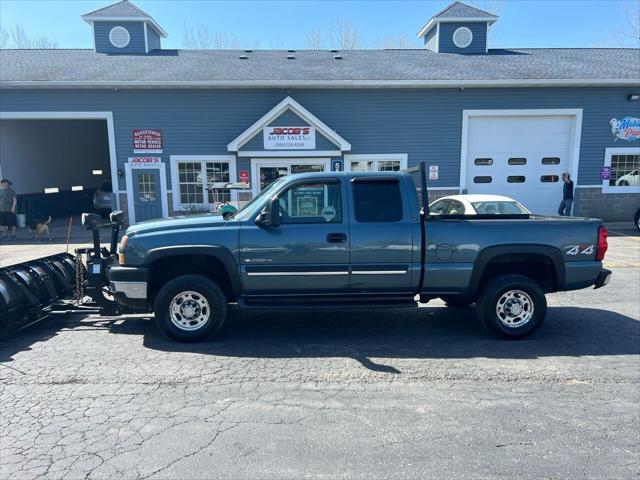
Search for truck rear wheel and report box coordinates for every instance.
[476,274,546,339]
[153,274,227,342]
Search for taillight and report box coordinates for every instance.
[596,226,608,261]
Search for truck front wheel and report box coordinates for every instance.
[476,274,546,339]
[153,274,227,342]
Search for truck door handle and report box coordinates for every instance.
[326,233,347,243]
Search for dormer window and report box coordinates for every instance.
[452,26,473,48]
[109,26,131,48]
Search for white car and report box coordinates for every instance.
[615,170,639,187]
[429,194,530,215]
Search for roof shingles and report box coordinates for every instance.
[82,0,152,19]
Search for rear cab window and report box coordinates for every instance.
[352,179,403,223]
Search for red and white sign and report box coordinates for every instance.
[429,165,439,180]
[133,129,163,153]
[128,157,161,167]
[239,170,250,183]
[263,126,315,150]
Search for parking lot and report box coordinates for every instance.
[1,229,639,479]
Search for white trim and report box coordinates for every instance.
[351,270,407,275]
[4,79,638,89]
[452,26,473,49]
[601,147,640,194]
[91,21,96,52]
[143,23,149,54]
[246,271,348,277]
[81,16,168,37]
[343,153,408,172]
[417,17,497,38]
[169,155,237,213]
[228,96,351,152]
[459,109,583,194]
[108,26,131,49]
[426,186,460,191]
[238,150,341,158]
[251,157,331,197]
[125,161,168,224]
[0,111,120,209]
[436,22,440,52]
[576,185,603,189]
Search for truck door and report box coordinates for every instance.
[239,177,349,295]
[349,177,415,293]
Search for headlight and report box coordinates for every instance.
[118,235,128,265]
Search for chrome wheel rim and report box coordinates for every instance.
[496,289,534,328]
[169,291,210,331]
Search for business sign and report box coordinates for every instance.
[332,160,344,172]
[128,157,161,167]
[239,170,250,184]
[601,166,611,180]
[263,126,316,150]
[429,165,439,180]
[610,117,640,142]
[133,129,163,153]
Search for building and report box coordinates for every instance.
[1,0,639,223]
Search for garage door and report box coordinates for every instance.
[465,115,575,214]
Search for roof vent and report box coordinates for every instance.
[287,49,296,53]
[334,55,343,60]
[286,54,295,59]
[330,49,339,53]
[239,55,248,59]
[244,49,253,53]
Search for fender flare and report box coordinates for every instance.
[468,244,565,295]
[145,245,241,296]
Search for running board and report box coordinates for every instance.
[238,294,418,310]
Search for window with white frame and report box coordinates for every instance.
[176,160,232,207]
[346,154,408,172]
[602,147,640,193]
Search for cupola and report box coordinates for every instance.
[82,0,167,54]
[417,1,498,54]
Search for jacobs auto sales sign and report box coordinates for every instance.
[263,126,316,150]
[133,129,163,153]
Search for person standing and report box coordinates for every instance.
[0,178,18,239]
[557,172,574,216]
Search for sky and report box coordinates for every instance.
[0,0,639,50]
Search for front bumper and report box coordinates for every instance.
[594,268,612,289]
[108,265,149,310]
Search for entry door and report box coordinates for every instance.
[239,177,349,295]
[465,115,574,214]
[132,168,163,222]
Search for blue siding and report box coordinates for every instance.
[424,27,438,51]
[94,22,146,54]
[438,22,488,54]
[0,87,634,192]
[241,109,338,151]
[146,27,161,51]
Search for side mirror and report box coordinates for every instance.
[255,197,281,228]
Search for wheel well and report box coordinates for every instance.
[478,253,557,293]
[147,255,235,303]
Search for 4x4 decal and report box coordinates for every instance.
[565,244,594,256]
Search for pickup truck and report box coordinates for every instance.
[108,167,611,342]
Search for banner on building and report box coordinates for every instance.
[263,126,316,150]
[133,129,163,153]
[610,117,640,142]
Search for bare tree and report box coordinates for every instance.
[0,24,58,49]
[377,33,417,49]
[182,23,250,49]
[328,18,360,50]
[305,28,324,50]
[618,0,640,47]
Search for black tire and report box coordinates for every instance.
[440,295,474,307]
[476,274,546,340]
[153,274,227,342]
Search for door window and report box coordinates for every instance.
[278,181,342,224]
[353,180,403,223]
[350,160,402,172]
[429,199,450,214]
[137,172,156,202]
[259,163,326,191]
[446,200,465,214]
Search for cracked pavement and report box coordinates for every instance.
[1,235,639,479]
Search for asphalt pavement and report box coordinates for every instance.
[0,232,638,479]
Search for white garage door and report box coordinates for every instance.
[465,115,575,215]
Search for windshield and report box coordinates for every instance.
[232,178,287,221]
[471,201,529,215]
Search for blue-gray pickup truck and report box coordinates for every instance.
[108,168,611,341]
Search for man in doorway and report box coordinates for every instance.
[557,172,574,216]
[0,178,18,239]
